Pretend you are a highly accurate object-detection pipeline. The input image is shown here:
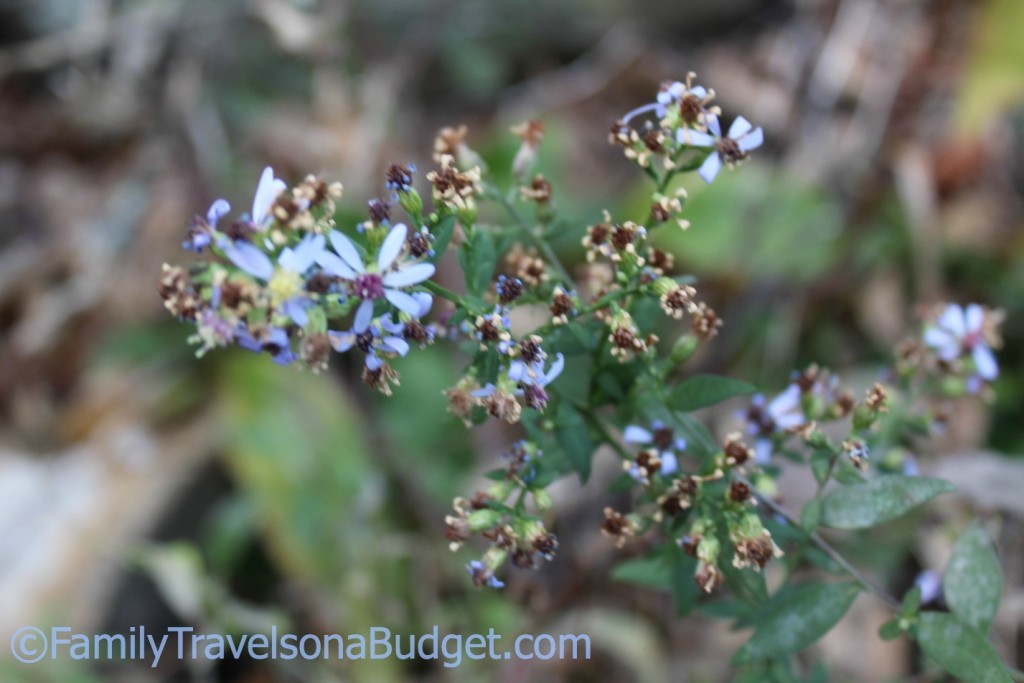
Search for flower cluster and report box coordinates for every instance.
[160,166,437,387]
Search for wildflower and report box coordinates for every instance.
[221,234,325,326]
[407,225,434,258]
[923,303,999,382]
[384,162,417,193]
[427,155,482,213]
[745,385,805,463]
[600,507,637,548]
[608,310,655,362]
[914,570,943,605]
[680,115,764,184]
[299,332,332,373]
[184,199,230,252]
[316,223,435,332]
[366,198,391,228]
[730,515,783,571]
[159,264,201,320]
[723,432,754,467]
[510,120,544,176]
[362,363,401,395]
[842,439,869,470]
[691,302,723,340]
[549,287,577,324]
[445,378,480,427]
[519,174,553,204]
[728,480,752,504]
[623,421,685,476]
[474,309,514,352]
[504,243,548,286]
[474,385,522,423]
[236,325,297,365]
[658,476,698,517]
[657,281,696,319]
[328,317,410,370]
[466,560,504,589]
[496,275,524,305]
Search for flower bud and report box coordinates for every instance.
[532,489,553,511]
[671,335,699,364]
[467,509,503,532]
[398,187,424,217]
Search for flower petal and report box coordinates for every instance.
[354,299,375,332]
[973,344,999,380]
[280,234,325,273]
[755,439,772,464]
[738,127,764,152]
[542,352,565,385]
[384,288,421,315]
[378,223,408,271]
[937,304,965,338]
[965,303,984,334]
[316,251,356,279]
[728,116,753,139]
[697,152,722,184]
[225,241,274,281]
[252,167,286,227]
[622,425,653,444]
[329,230,365,273]
[207,198,231,226]
[281,298,311,326]
[923,326,956,352]
[382,336,410,356]
[660,452,679,476]
[678,129,715,147]
[706,114,722,138]
[365,353,383,371]
[411,292,433,318]
[383,263,435,287]
[328,330,355,352]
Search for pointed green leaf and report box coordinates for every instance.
[944,523,1002,634]
[667,375,757,412]
[733,582,860,663]
[611,556,671,590]
[879,619,903,641]
[555,402,593,483]
[915,612,1011,683]
[819,476,955,529]
[428,215,456,263]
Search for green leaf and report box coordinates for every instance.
[667,374,757,412]
[611,556,671,590]
[668,541,699,617]
[555,402,593,482]
[800,499,822,531]
[944,523,1002,634]
[459,229,497,296]
[733,582,860,663]
[879,619,903,641]
[915,612,1011,683]
[819,476,955,530]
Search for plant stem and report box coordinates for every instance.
[737,474,902,610]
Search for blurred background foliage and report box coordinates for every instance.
[0,0,1022,681]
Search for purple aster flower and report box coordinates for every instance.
[744,384,804,464]
[184,199,230,252]
[222,234,325,326]
[236,325,297,365]
[623,420,686,476]
[316,223,435,333]
[328,317,411,370]
[923,303,998,382]
[678,114,764,184]
[466,560,504,589]
[251,166,287,229]
[619,78,713,126]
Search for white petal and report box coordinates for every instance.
[622,426,652,444]
[383,263,435,287]
[923,326,956,351]
[378,223,408,271]
[225,241,274,281]
[973,344,999,380]
[329,230,365,273]
[383,336,410,356]
[280,234,324,273]
[542,352,565,385]
[738,127,764,152]
[678,129,715,147]
[316,252,356,279]
[328,330,355,352]
[412,292,433,318]
[252,167,286,227]
[385,289,421,315]
[728,116,753,139]
[697,152,722,184]
[354,299,374,332]
[937,304,965,338]
[965,303,984,334]
[706,114,722,138]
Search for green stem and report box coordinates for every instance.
[736,474,901,610]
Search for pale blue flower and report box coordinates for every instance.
[623,420,685,476]
[184,199,230,252]
[316,223,435,333]
[678,115,764,184]
[222,234,325,326]
[923,303,998,382]
[745,384,804,464]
